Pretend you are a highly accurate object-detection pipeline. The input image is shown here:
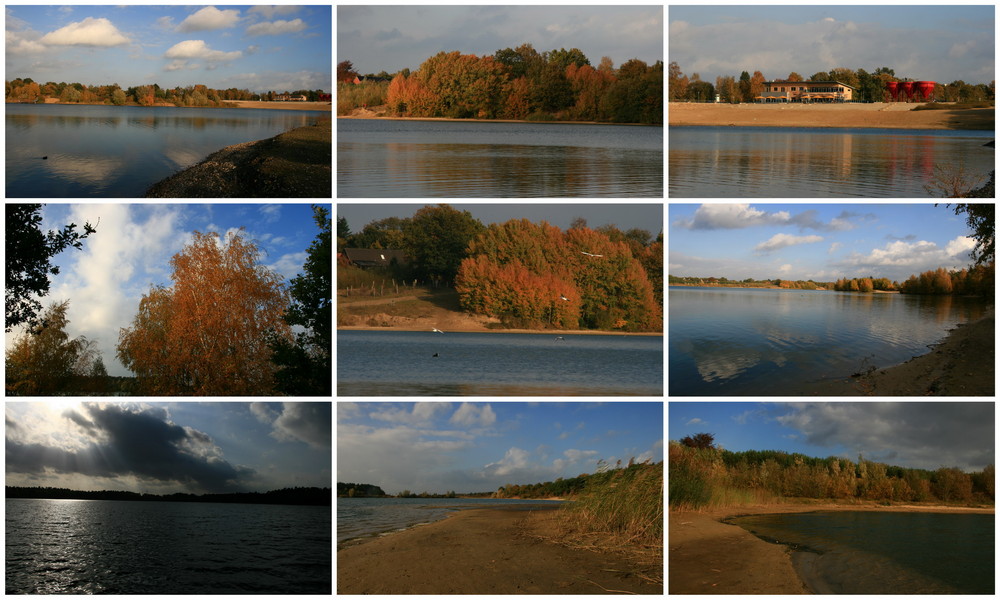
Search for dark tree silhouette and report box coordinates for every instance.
[6,204,96,332]
[681,432,716,449]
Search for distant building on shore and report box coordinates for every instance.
[757,80,856,103]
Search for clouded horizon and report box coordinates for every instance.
[670,5,994,85]
[5,402,332,494]
[338,402,663,495]
[6,5,331,92]
[339,5,663,75]
[670,402,994,472]
[670,203,978,283]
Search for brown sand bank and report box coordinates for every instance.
[669,102,994,130]
[807,307,994,396]
[145,118,331,197]
[670,502,993,595]
[228,100,331,111]
[338,507,662,594]
[340,105,658,126]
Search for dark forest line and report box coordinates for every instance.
[6,486,331,506]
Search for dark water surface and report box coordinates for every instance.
[669,287,987,395]
[728,511,994,594]
[5,498,331,594]
[669,126,994,197]
[6,104,325,198]
[337,330,662,396]
[337,498,561,546]
[338,119,663,197]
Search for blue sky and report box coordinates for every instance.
[338,203,664,239]
[669,203,978,282]
[5,402,332,493]
[669,402,994,472]
[338,402,663,495]
[339,5,663,75]
[6,5,331,92]
[670,4,995,84]
[5,203,329,377]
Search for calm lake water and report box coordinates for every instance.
[5,498,331,594]
[338,119,663,197]
[6,104,326,198]
[668,126,994,197]
[337,330,663,396]
[728,511,994,594]
[669,287,987,395]
[337,498,562,546]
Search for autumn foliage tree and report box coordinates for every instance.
[455,220,661,331]
[5,300,98,396]
[117,230,292,395]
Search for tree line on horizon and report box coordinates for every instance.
[6,77,328,107]
[339,42,663,123]
[338,205,663,332]
[671,434,994,509]
[669,62,995,103]
[5,204,331,396]
[6,485,331,506]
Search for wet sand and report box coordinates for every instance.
[144,118,331,197]
[670,503,993,595]
[338,508,662,594]
[807,307,994,396]
[669,102,994,130]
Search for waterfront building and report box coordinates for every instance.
[758,80,856,102]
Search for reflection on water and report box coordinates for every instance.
[669,287,987,395]
[728,512,993,594]
[338,119,663,197]
[6,103,325,197]
[668,126,994,197]
[337,330,663,396]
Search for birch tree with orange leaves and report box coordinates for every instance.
[117,230,292,395]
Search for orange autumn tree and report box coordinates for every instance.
[117,230,292,395]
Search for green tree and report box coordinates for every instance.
[739,70,752,102]
[680,432,715,449]
[6,204,97,332]
[545,47,590,70]
[271,206,332,396]
[6,300,98,395]
[404,205,485,283]
[111,88,127,105]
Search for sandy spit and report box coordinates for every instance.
[338,507,662,594]
[668,102,994,130]
[669,502,994,595]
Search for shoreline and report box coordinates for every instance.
[13,100,331,112]
[339,107,659,126]
[144,118,331,198]
[669,502,994,594]
[338,507,662,594]
[808,306,994,396]
[668,102,994,130]
[338,325,662,336]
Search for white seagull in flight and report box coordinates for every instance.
[432,327,444,333]
[580,251,604,257]
[560,295,570,301]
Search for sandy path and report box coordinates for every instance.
[338,508,662,594]
[669,102,994,130]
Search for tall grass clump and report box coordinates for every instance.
[337,81,389,115]
[562,459,663,551]
[669,441,781,510]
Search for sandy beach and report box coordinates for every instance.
[227,100,331,111]
[338,507,662,594]
[669,102,994,130]
[808,307,994,396]
[145,118,331,197]
[669,502,994,594]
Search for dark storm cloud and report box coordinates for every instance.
[774,402,994,471]
[272,403,331,449]
[5,404,253,492]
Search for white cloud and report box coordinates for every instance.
[6,30,47,54]
[484,447,530,476]
[248,5,302,20]
[250,402,278,423]
[369,403,453,425]
[755,233,824,253]
[552,448,599,471]
[270,402,331,449]
[176,6,241,33]
[246,18,307,37]
[685,417,705,426]
[778,263,793,273]
[829,242,843,254]
[840,236,976,274]
[164,40,242,62]
[39,17,129,47]
[450,403,497,427]
[675,204,791,230]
